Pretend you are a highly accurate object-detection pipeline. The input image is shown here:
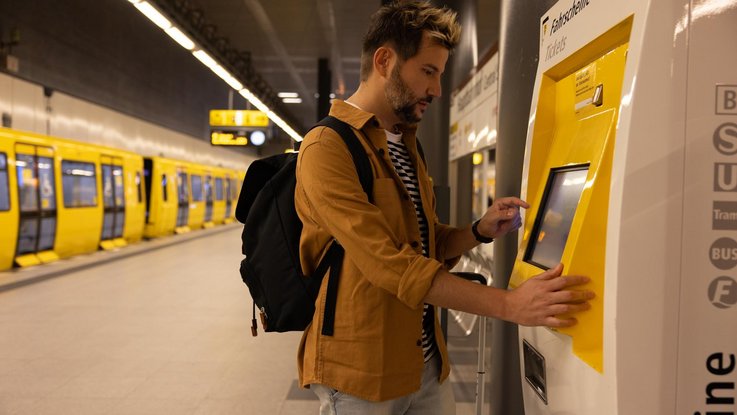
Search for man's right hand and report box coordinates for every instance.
[503,264,594,328]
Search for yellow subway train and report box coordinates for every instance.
[0,127,244,272]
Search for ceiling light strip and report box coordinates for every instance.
[127,0,303,141]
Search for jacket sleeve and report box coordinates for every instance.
[433,220,462,270]
[297,128,442,310]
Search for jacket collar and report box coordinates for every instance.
[328,100,418,149]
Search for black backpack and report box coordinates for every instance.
[235,116,373,336]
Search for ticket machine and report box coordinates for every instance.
[509,0,737,414]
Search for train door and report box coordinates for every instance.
[14,143,59,267]
[100,156,126,249]
[203,174,214,226]
[175,168,190,233]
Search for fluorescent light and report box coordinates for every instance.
[223,76,243,91]
[134,2,171,30]
[239,89,270,113]
[282,98,302,104]
[165,27,195,50]
[278,92,299,98]
[193,50,217,68]
[70,169,95,177]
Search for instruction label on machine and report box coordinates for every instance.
[574,63,597,112]
[575,63,596,100]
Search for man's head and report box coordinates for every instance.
[359,1,461,126]
[360,1,461,82]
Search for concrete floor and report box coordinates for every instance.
[0,225,490,414]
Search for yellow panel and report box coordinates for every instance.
[14,143,35,154]
[0,137,17,271]
[15,254,41,268]
[511,20,631,372]
[112,238,127,247]
[36,250,59,264]
[36,146,54,158]
[100,240,116,250]
[175,226,191,234]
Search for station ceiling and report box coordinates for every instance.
[166,0,381,134]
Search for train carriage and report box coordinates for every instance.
[1,127,245,272]
[0,128,146,271]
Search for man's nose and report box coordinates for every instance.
[427,78,442,98]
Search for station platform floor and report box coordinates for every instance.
[0,225,491,414]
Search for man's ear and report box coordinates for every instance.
[373,46,395,78]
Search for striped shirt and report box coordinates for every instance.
[385,130,437,363]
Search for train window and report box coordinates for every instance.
[204,175,213,202]
[61,160,97,208]
[231,178,239,199]
[162,174,168,202]
[37,157,56,211]
[215,178,224,201]
[191,175,203,201]
[102,165,114,207]
[0,153,8,211]
[177,171,189,203]
[113,166,125,207]
[16,154,39,212]
[136,172,142,203]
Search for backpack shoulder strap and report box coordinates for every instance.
[313,116,373,203]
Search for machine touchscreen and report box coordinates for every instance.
[524,165,589,270]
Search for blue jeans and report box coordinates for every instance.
[311,353,456,415]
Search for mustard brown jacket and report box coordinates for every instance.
[295,100,460,401]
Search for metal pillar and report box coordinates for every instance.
[490,1,558,414]
[317,57,331,121]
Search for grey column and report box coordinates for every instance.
[317,57,331,121]
[491,0,557,414]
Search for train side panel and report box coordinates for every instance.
[0,131,18,271]
[143,157,178,238]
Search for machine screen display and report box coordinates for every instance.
[524,165,589,270]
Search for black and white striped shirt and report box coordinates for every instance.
[385,130,437,363]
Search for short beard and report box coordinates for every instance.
[386,63,422,125]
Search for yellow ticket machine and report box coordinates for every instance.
[510,0,737,414]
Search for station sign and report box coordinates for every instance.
[209,110,269,127]
[449,49,499,161]
[211,130,249,146]
[210,129,269,147]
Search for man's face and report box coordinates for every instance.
[384,33,449,125]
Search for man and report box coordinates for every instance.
[295,2,593,414]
